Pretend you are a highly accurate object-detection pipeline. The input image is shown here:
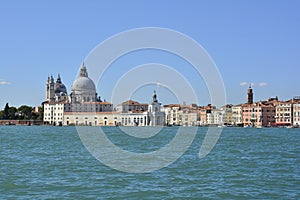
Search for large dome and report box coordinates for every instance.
[71,76,96,92]
[71,64,96,92]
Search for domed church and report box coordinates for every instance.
[43,63,113,126]
[43,63,165,126]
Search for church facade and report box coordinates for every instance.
[43,64,164,126]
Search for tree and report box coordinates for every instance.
[4,103,9,120]
[8,107,17,120]
[38,105,44,121]
[18,105,33,120]
[0,110,4,119]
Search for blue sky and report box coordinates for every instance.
[0,0,299,107]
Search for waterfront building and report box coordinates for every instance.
[147,91,165,126]
[212,109,221,125]
[242,102,275,127]
[64,112,118,126]
[206,111,215,125]
[232,105,243,126]
[181,104,199,126]
[44,74,69,125]
[275,100,293,126]
[163,103,200,126]
[163,104,181,126]
[182,111,199,126]
[119,112,148,126]
[63,92,165,126]
[199,104,215,126]
[219,104,233,126]
[275,97,300,127]
[293,102,300,127]
[116,100,148,113]
[115,94,165,126]
[205,105,232,126]
[44,101,67,126]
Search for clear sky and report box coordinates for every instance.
[0,0,299,108]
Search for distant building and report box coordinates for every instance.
[232,105,243,126]
[116,100,148,113]
[199,104,215,126]
[293,102,300,127]
[241,86,276,127]
[275,100,293,126]
[44,74,69,125]
[163,104,181,126]
[179,104,199,126]
[242,102,275,127]
[147,91,165,126]
[219,104,233,125]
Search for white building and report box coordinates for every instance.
[163,104,181,126]
[212,109,222,125]
[219,105,233,126]
[147,91,165,126]
[43,74,69,126]
[232,105,243,126]
[293,103,300,127]
[182,111,199,126]
[275,101,293,126]
[206,112,214,125]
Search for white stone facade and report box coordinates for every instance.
[43,102,66,126]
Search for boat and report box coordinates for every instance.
[5,122,16,126]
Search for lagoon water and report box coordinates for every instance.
[1,126,299,199]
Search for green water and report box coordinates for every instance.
[1,126,299,199]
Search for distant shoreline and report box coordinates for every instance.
[0,120,298,129]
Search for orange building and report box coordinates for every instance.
[242,102,275,127]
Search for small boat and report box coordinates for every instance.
[5,122,16,126]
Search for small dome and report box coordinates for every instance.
[54,74,67,94]
[54,83,67,93]
[71,76,96,92]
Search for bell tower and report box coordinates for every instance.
[247,84,253,104]
[46,75,55,102]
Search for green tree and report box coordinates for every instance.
[8,107,17,120]
[18,105,33,120]
[4,103,9,119]
[0,110,4,119]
